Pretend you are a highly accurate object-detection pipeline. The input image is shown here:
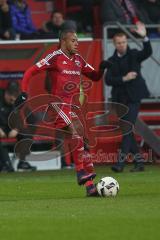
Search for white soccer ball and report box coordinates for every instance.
[97,176,119,197]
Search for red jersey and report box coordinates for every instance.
[22,49,103,128]
[22,49,102,103]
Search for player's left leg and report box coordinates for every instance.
[68,122,98,196]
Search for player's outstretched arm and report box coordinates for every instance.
[82,59,113,81]
[99,60,113,72]
[15,65,39,107]
[22,65,39,92]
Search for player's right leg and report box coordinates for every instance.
[68,129,98,196]
[66,130,96,186]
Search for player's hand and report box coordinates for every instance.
[99,60,113,71]
[15,92,28,107]
[8,129,18,138]
[0,128,7,138]
[123,72,137,82]
[131,22,147,38]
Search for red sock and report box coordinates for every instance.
[83,151,96,187]
[71,136,84,171]
[83,151,95,174]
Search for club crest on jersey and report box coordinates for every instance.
[75,60,81,67]
[62,61,67,65]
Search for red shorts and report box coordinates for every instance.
[47,103,80,129]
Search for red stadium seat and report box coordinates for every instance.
[27,0,53,29]
[32,12,50,29]
[28,0,48,12]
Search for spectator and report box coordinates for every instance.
[66,0,95,33]
[0,0,15,39]
[0,81,36,172]
[105,23,152,172]
[10,0,37,39]
[101,0,151,26]
[134,0,160,37]
[42,10,77,39]
[135,0,160,24]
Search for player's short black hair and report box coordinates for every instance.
[59,29,76,40]
[6,81,20,97]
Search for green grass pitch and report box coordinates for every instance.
[0,165,160,240]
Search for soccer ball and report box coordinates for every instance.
[97,176,119,197]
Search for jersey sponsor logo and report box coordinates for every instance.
[62,70,80,75]
[62,61,67,64]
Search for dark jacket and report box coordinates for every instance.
[101,0,151,25]
[105,40,152,103]
[44,20,77,39]
[135,0,160,24]
[10,3,36,34]
[0,5,12,37]
[0,90,14,133]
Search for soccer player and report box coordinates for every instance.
[16,29,109,196]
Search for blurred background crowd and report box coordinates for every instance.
[0,0,160,40]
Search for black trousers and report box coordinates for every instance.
[117,102,143,166]
[0,142,13,171]
[0,133,34,171]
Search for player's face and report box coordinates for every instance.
[64,33,78,55]
[113,35,128,55]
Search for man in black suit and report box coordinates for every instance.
[105,22,152,172]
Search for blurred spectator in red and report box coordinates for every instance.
[0,0,15,40]
[101,0,150,26]
[10,0,37,39]
[41,10,77,39]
